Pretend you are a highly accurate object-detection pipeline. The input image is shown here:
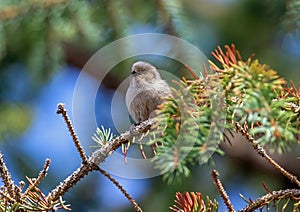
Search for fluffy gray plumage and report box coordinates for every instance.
[126,61,172,122]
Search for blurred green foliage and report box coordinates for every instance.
[1,0,299,143]
[0,104,31,140]
[0,0,299,80]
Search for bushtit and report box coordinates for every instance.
[126,61,172,123]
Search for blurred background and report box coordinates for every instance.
[0,0,299,211]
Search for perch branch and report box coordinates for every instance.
[211,169,235,212]
[47,160,97,202]
[235,122,300,187]
[239,189,300,212]
[48,104,154,203]
[89,118,153,165]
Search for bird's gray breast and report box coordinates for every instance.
[126,88,165,122]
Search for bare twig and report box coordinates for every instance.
[211,169,235,212]
[56,103,87,163]
[239,189,300,212]
[22,159,51,198]
[235,122,300,187]
[97,168,143,212]
[0,152,15,199]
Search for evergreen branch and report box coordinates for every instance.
[0,152,15,199]
[22,159,50,198]
[56,103,87,163]
[150,73,225,184]
[144,44,298,184]
[97,168,143,212]
[0,0,68,21]
[210,44,299,153]
[235,122,300,187]
[211,169,235,212]
[239,189,300,212]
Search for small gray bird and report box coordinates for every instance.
[126,61,172,123]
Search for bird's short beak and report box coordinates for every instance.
[131,70,137,75]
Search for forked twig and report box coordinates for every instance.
[235,122,300,187]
